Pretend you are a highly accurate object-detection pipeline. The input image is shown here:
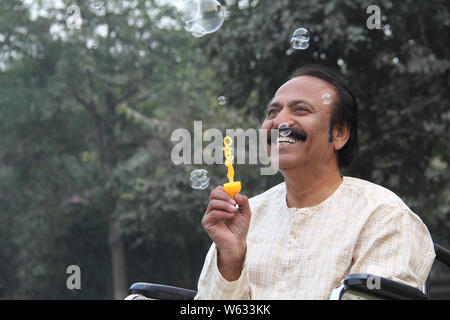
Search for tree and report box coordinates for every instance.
[0,0,221,299]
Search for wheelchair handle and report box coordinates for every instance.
[434,243,450,268]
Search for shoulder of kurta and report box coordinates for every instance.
[343,176,416,212]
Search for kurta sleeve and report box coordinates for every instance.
[194,243,251,300]
[347,205,435,292]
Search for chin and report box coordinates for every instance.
[278,158,303,171]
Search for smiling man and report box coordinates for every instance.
[195,64,435,299]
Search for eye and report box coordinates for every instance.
[295,106,309,113]
[267,109,279,117]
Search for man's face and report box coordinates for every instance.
[261,76,339,171]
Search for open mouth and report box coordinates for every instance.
[267,127,307,146]
[276,135,301,146]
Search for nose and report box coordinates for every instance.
[273,109,295,129]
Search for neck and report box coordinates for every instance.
[282,164,343,209]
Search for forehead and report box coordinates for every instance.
[271,76,337,104]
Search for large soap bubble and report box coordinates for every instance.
[189,169,210,190]
[197,0,225,34]
[175,0,225,38]
[176,0,200,24]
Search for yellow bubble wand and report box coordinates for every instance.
[223,136,242,198]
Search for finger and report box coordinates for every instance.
[206,199,238,214]
[210,187,236,205]
[234,194,251,218]
[203,210,235,224]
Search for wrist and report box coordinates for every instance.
[217,243,246,263]
[216,245,246,282]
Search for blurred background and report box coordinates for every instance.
[0,0,448,299]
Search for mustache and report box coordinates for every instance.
[267,127,307,145]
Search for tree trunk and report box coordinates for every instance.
[107,214,128,300]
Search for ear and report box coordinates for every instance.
[332,121,350,151]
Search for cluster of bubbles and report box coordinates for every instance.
[175,0,226,38]
[189,169,210,189]
[290,27,310,50]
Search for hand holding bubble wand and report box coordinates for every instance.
[222,136,242,198]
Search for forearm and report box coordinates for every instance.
[195,244,251,300]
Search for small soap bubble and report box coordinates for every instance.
[383,24,392,37]
[292,27,310,42]
[278,123,292,137]
[290,27,310,50]
[321,93,332,105]
[392,57,399,64]
[291,40,309,50]
[217,96,227,105]
[189,169,210,190]
[89,0,104,10]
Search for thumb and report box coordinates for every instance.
[234,193,251,218]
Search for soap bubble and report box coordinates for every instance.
[290,27,310,50]
[176,0,225,38]
[189,169,210,190]
[186,21,207,38]
[321,93,332,105]
[278,123,292,137]
[197,0,225,34]
[89,0,104,10]
[217,96,227,105]
[177,0,200,24]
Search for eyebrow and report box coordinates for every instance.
[266,99,315,111]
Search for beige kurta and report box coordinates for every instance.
[195,176,435,299]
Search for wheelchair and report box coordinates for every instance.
[125,242,450,300]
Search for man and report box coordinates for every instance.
[195,64,435,299]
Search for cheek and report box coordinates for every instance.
[260,120,273,141]
[261,119,272,131]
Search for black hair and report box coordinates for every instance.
[290,64,358,169]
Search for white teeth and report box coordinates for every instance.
[276,136,299,144]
